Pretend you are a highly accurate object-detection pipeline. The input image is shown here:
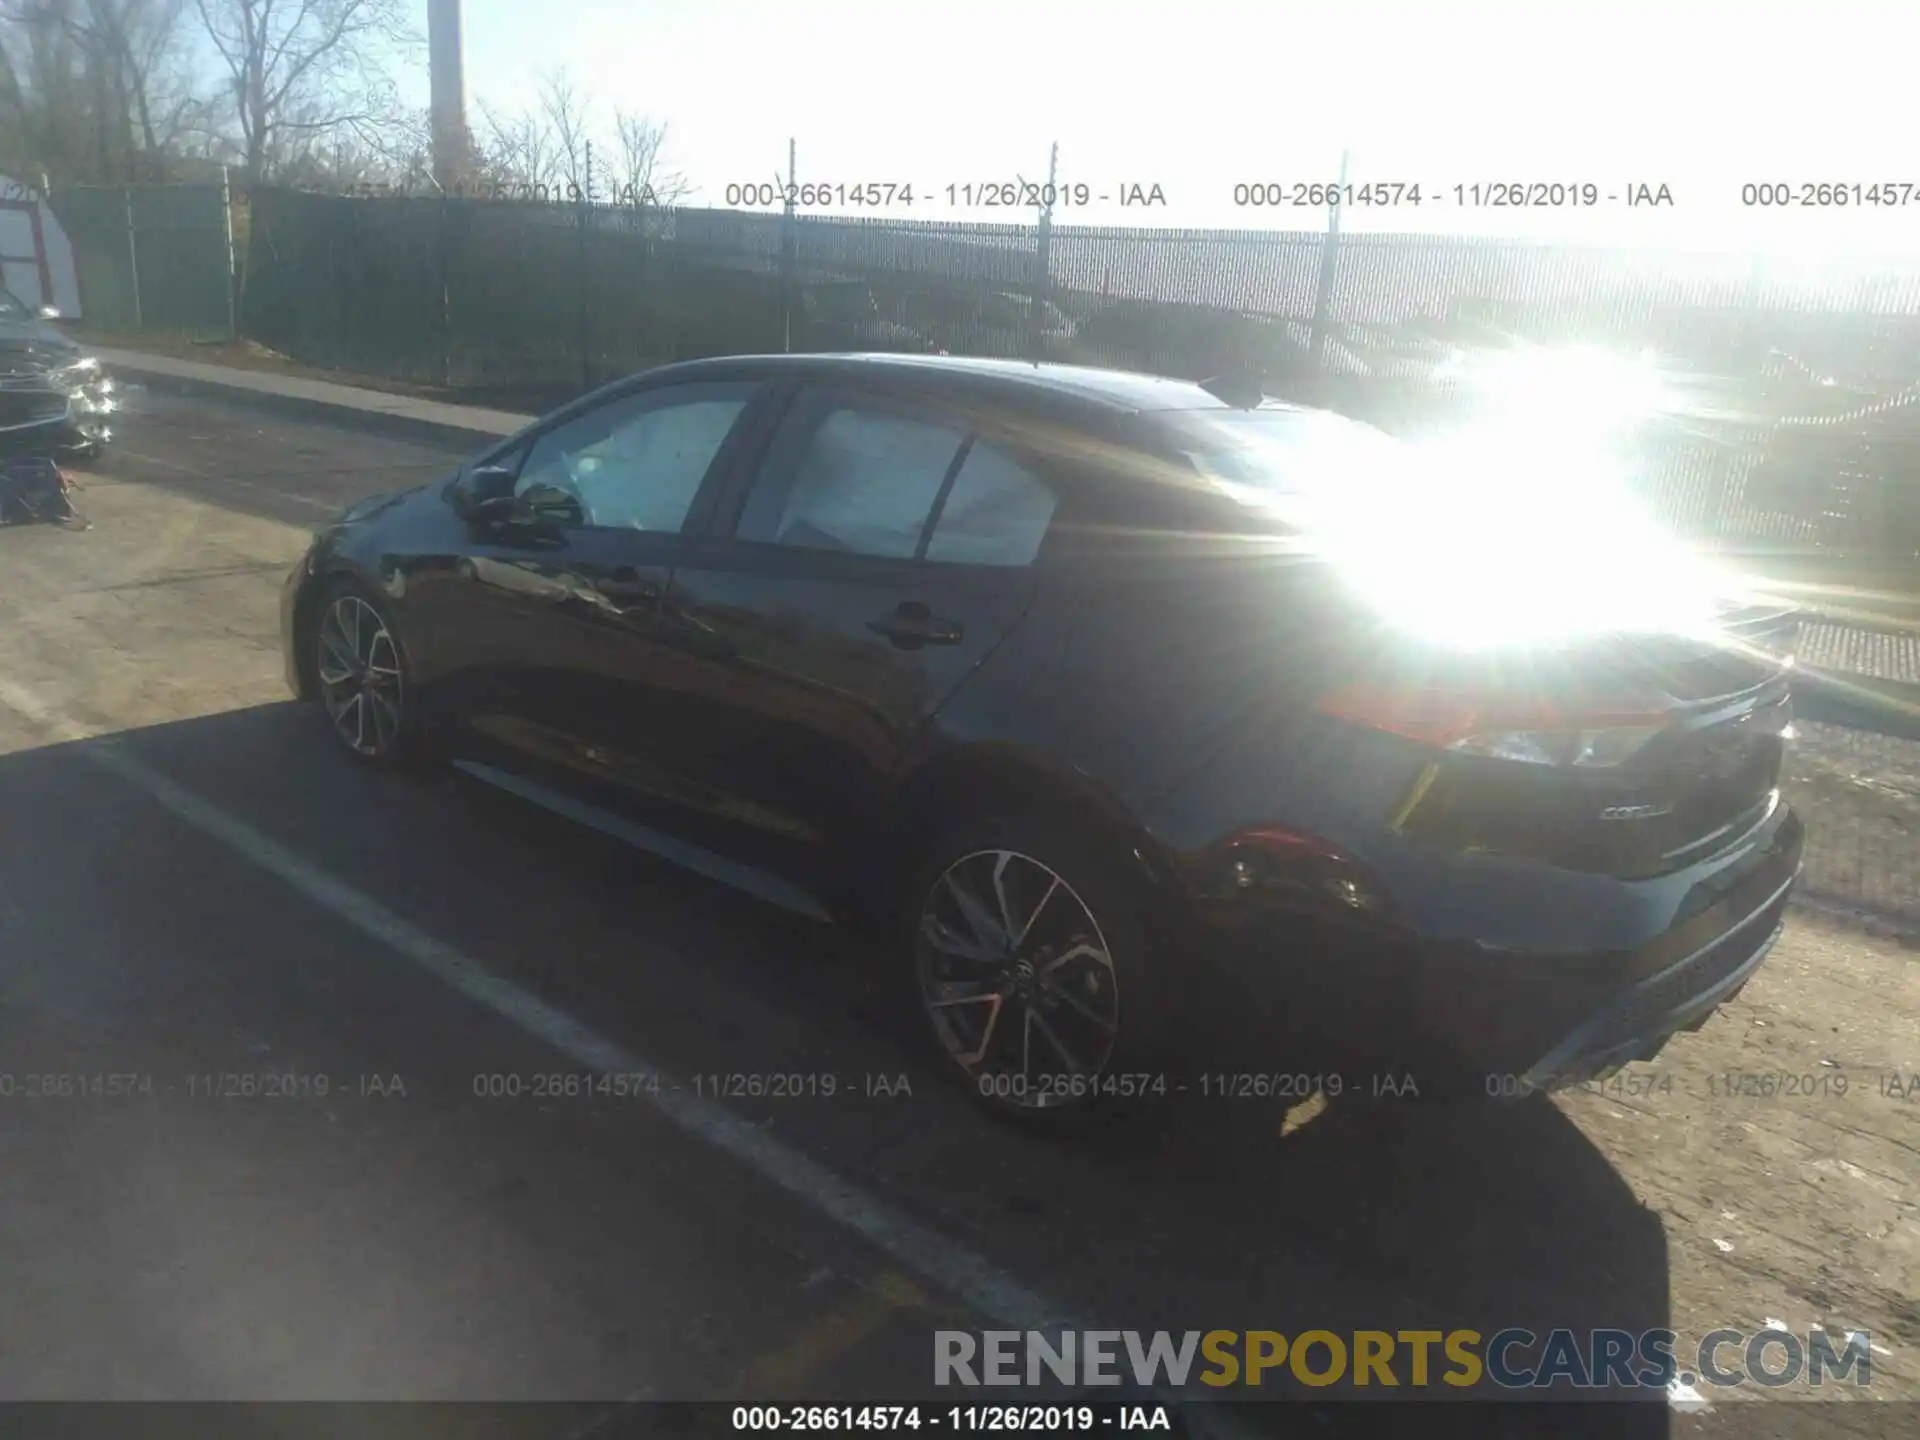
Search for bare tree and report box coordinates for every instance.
[275,98,433,190]
[0,0,207,181]
[92,0,206,176]
[471,68,692,208]
[475,96,555,196]
[189,0,418,183]
[610,108,688,205]
[536,66,590,197]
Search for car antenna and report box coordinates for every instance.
[1198,369,1267,409]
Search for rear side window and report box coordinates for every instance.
[736,404,966,558]
[925,443,1057,566]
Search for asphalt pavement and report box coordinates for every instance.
[0,383,1912,1436]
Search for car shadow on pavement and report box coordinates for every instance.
[0,703,1671,1428]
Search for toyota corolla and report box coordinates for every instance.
[281,354,1803,1119]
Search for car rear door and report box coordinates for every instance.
[644,382,1063,888]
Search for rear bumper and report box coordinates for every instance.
[1515,871,1792,1090]
[1179,802,1805,1088]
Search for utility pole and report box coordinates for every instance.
[428,0,470,190]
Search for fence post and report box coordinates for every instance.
[1307,149,1350,388]
[781,137,796,352]
[578,139,594,392]
[636,186,654,369]
[1029,141,1057,363]
[125,186,144,330]
[437,193,452,388]
[221,167,238,339]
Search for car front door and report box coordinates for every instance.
[645,384,1063,891]
[423,378,773,807]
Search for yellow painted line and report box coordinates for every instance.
[735,1269,928,1394]
[1387,760,1441,832]
[1279,1089,1330,1137]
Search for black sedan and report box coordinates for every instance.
[281,354,1804,1119]
[0,288,116,461]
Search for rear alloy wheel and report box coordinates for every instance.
[315,585,412,765]
[908,823,1155,1122]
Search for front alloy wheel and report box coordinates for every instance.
[316,592,406,759]
[914,848,1122,1113]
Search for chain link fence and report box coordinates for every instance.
[47,179,236,339]
[44,177,1920,570]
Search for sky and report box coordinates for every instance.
[399,0,1920,256]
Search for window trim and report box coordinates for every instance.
[912,435,977,561]
[917,436,1069,569]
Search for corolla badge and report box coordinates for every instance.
[1599,802,1674,821]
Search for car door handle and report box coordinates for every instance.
[867,602,962,648]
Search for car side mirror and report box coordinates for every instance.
[452,462,518,522]
[516,481,584,528]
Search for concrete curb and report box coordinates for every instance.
[98,350,528,452]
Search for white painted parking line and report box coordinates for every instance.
[0,677,1260,1433]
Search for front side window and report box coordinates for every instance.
[736,403,966,558]
[514,382,756,531]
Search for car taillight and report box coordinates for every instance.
[1318,683,1670,769]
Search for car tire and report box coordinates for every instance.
[898,811,1165,1127]
[310,576,435,772]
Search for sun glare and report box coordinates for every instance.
[1309,348,1726,649]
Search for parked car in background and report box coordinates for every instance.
[953,292,1074,358]
[1071,300,1278,380]
[282,354,1803,1124]
[0,288,116,461]
[794,280,938,354]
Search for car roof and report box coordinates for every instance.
[643,352,1256,422]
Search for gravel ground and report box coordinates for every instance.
[1784,724,1920,936]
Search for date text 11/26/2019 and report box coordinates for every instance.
[722,181,1169,210]
[1231,181,1676,208]
[731,1404,1172,1432]
[470,1071,916,1101]
[0,1073,409,1100]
